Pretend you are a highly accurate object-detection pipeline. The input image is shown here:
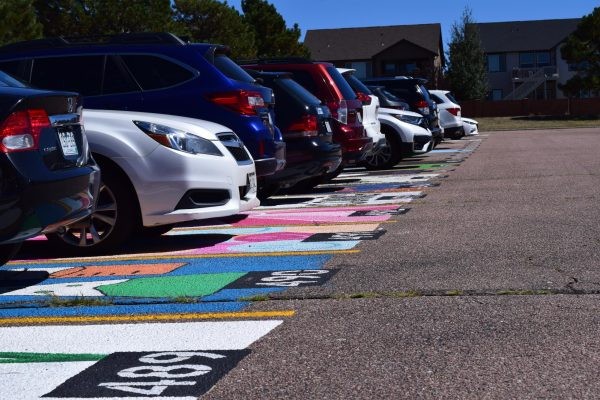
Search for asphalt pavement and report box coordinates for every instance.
[208,128,600,399]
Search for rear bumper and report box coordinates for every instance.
[254,141,286,177]
[265,139,342,188]
[0,158,99,244]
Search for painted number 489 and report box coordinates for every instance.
[98,352,224,396]
[256,269,330,287]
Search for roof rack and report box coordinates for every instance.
[0,32,186,53]
[237,57,313,65]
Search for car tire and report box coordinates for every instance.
[363,131,402,170]
[0,242,22,266]
[140,224,175,237]
[257,183,280,201]
[46,164,139,255]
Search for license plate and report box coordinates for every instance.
[325,121,332,133]
[58,130,78,156]
[248,172,257,193]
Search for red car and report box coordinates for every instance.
[241,60,371,173]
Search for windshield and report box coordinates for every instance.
[213,54,255,83]
[326,66,358,100]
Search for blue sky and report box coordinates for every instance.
[226,0,598,43]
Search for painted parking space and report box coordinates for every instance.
[0,139,481,399]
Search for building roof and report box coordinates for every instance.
[304,24,442,61]
[476,18,580,53]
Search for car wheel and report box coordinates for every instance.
[257,183,280,200]
[140,224,175,237]
[46,166,138,255]
[0,242,22,266]
[363,132,402,170]
[320,163,344,183]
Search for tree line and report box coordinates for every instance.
[0,0,310,59]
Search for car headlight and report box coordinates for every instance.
[133,120,223,156]
[394,114,423,126]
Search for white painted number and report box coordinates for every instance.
[256,270,329,287]
[100,351,227,396]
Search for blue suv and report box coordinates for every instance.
[0,33,285,188]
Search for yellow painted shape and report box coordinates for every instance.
[0,310,296,326]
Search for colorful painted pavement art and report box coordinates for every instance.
[0,143,480,399]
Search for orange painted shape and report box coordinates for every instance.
[50,263,186,278]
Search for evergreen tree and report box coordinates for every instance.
[241,0,309,58]
[34,0,175,37]
[0,0,43,45]
[173,0,256,59]
[560,7,600,96]
[445,7,488,100]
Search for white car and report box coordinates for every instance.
[337,68,386,148]
[429,90,464,140]
[363,107,433,170]
[462,117,479,135]
[46,110,259,254]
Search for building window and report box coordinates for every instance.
[489,89,503,101]
[487,54,506,72]
[536,52,551,67]
[519,53,535,68]
[383,62,395,75]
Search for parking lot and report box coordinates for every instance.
[3,128,600,399]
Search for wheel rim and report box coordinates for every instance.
[56,182,117,247]
[364,140,393,167]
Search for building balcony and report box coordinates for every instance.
[512,66,558,82]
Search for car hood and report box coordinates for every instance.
[378,107,423,118]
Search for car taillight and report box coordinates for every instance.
[286,114,318,138]
[208,90,265,116]
[413,99,429,115]
[447,107,461,117]
[356,92,372,106]
[0,109,50,153]
[328,100,348,125]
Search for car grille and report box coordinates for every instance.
[216,132,252,162]
[414,135,430,150]
[175,189,231,210]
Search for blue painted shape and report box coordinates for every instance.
[0,301,247,318]
[201,288,285,302]
[5,255,332,272]
[225,240,359,253]
[430,149,469,153]
[167,227,284,236]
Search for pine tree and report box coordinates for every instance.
[445,7,488,100]
[0,0,43,45]
[34,0,175,37]
[173,0,256,59]
[241,0,309,58]
[560,7,600,97]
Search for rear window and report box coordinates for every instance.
[277,77,321,105]
[429,93,443,104]
[325,66,358,100]
[344,73,372,95]
[31,55,104,95]
[445,92,459,104]
[122,55,194,90]
[0,70,27,87]
[380,88,402,102]
[213,54,255,83]
[0,60,31,81]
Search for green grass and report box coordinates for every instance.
[46,295,113,308]
[477,116,600,132]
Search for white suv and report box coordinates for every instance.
[337,68,386,148]
[46,110,260,254]
[428,90,464,139]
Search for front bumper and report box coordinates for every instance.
[119,144,259,227]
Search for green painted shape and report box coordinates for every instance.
[0,352,105,363]
[403,163,446,169]
[97,273,246,298]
